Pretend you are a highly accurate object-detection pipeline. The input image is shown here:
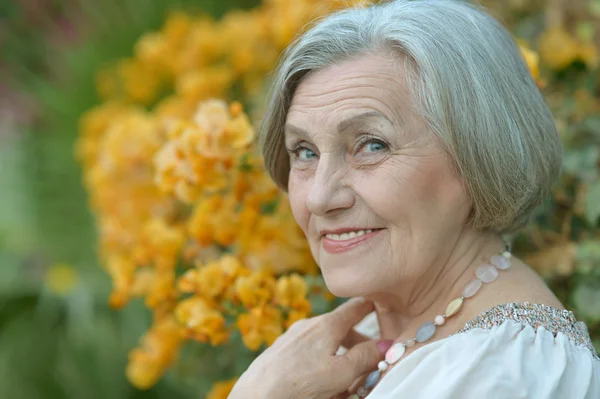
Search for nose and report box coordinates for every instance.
[306,153,354,216]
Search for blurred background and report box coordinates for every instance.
[0,0,599,398]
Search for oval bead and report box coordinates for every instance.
[445,297,463,317]
[491,254,511,270]
[462,279,483,298]
[415,321,436,343]
[357,386,368,397]
[378,360,388,371]
[434,315,446,326]
[385,343,406,364]
[476,264,499,283]
[404,338,415,348]
[502,251,512,259]
[364,370,381,389]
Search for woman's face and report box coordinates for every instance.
[284,52,471,298]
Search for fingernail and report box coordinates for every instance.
[377,340,394,355]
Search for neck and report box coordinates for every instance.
[367,229,505,341]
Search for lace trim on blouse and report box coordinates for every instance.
[454,302,598,359]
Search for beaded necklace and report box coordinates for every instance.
[349,245,513,399]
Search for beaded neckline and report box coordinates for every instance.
[454,302,598,359]
[352,247,515,398]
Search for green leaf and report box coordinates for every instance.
[572,283,600,322]
[590,0,600,17]
[584,181,600,225]
[563,146,599,180]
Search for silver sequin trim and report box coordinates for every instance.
[453,302,598,359]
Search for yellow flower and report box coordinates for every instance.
[126,316,183,390]
[275,273,310,310]
[197,262,227,298]
[175,296,229,345]
[207,378,239,399]
[538,26,581,70]
[80,0,370,390]
[175,18,223,74]
[178,255,245,297]
[577,41,599,70]
[140,218,185,271]
[235,270,275,308]
[154,99,253,203]
[77,102,133,166]
[175,67,235,103]
[161,10,193,48]
[193,99,255,154]
[106,255,136,309]
[188,196,223,246]
[237,305,283,351]
[239,209,318,274]
[286,309,309,329]
[119,58,163,104]
[518,43,540,81]
[144,269,177,310]
[45,263,78,295]
[155,95,196,120]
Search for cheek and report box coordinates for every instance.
[416,160,470,215]
[354,157,469,223]
[287,173,311,234]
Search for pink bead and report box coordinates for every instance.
[462,279,483,298]
[476,264,499,283]
[385,343,406,364]
[491,254,511,270]
[434,315,445,325]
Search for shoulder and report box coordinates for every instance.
[369,303,600,399]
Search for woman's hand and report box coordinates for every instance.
[228,297,392,399]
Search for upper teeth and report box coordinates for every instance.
[325,230,373,241]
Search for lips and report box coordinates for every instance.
[321,229,383,254]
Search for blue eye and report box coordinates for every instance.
[365,141,386,152]
[288,144,317,161]
[358,137,388,153]
[296,147,317,160]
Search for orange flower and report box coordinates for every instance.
[538,26,581,70]
[275,273,311,310]
[141,218,185,271]
[175,296,229,345]
[235,270,275,308]
[126,316,183,390]
[518,43,540,81]
[237,305,283,351]
[286,309,309,329]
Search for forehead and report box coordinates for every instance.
[286,52,412,129]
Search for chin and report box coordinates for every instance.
[321,267,372,298]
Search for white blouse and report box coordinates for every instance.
[351,303,600,398]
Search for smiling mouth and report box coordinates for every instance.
[321,229,384,253]
[323,229,379,241]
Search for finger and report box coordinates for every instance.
[347,372,367,393]
[328,297,374,339]
[336,339,387,387]
[340,328,370,349]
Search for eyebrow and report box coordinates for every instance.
[284,111,393,139]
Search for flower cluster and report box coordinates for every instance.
[79,97,318,389]
[79,0,376,388]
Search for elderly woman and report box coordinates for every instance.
[228,0,599,398]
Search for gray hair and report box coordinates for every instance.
[259,0,562,233]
